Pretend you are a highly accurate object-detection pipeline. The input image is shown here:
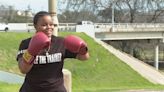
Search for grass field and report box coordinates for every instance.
[0,32,164,92]
[0,82,20,92]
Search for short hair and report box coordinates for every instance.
[33,11,51,25]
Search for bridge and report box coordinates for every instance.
[94,23,164,40]
[58,23,164,40]
[59,23,164,71]
[94,23,164,71]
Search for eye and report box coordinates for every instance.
[41,24,47,26]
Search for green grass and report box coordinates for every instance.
[0,82,20,92]
[0,32,32,74]
[0,32,164,92]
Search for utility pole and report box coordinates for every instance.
[48,0,58,36]
[112,0,115,32]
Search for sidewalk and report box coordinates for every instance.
[0,71,24,84]
[94,38,164,85]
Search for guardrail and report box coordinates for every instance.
[94,23,164,32]
[95,23,164,27]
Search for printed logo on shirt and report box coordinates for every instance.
[17,50,62,64]
[34,53,62,64]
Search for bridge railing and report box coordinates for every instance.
[95,23,164,32]
[58,23,76,32]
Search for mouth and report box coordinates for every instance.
[44,30,52,36]
[46,32,52,35]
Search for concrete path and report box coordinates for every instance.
[0,71,24,84]
[94,38,164,85]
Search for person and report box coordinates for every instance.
[16,11,89,92]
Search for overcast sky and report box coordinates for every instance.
[0,0,48,13]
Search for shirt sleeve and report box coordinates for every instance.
[64,49,77,58]
[16,40,28,61]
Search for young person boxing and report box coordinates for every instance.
[16,11,89,92]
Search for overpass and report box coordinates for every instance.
[94,23,164,41]
[57,23,164,41]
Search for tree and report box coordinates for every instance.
[146,0,164,23]
[59,0,164,23]
[58,9,98,23]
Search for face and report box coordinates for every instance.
[34,15,54,38]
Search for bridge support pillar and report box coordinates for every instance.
[154,45,159,70]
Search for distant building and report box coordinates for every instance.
[16,10,33,18]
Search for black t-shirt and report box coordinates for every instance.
[16,35,77,92]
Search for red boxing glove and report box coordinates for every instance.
[64,35,88,55]
[23,32,50,64]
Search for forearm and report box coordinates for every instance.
[18,58,33,74]
[76,52,89,61]
[17,32,50,74]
